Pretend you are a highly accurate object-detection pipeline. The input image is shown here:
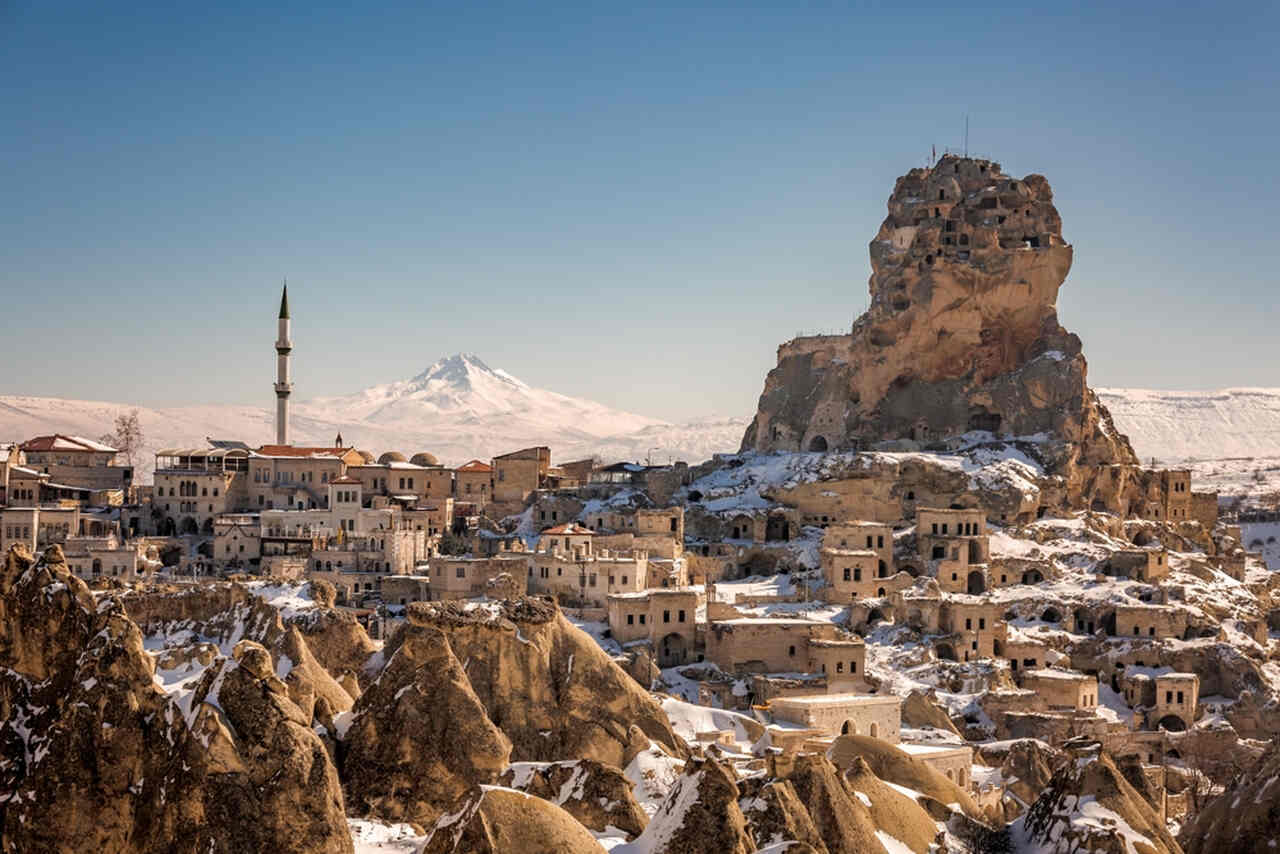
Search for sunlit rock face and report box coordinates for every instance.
[741,155,1136,504]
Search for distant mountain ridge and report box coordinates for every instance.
[0,355,747,479]
[1096,387,1280,463]
[1,360,1275,482]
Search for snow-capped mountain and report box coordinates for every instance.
[0,355,748,479]
[295,354,663,438]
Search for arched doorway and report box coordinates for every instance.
[1022,569,1044,584]
[935,642,956,661]
[180,517,198,535]
[91,558,102,576]
[966,571,985,594]
[808,436,828,452]
[659,633,688,668]
[1156,715,1187,733]
[869,723,878,738]
[1042,607,1061,623]
[841,720,857,736]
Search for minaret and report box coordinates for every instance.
[274,282,293,445]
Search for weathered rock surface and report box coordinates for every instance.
[1012,743,1181,854]
[974,738,1060,812]
[624,756,756,854]
[901,689,962,736]
[0,544,353,854]
[1181,740,1280,854]
[827,734,981,819]
[741,154,1137,507]
[738,776,830,853]
[340,621,512,825]
[843,756,940,854]
[417,785,606,854]
[782,753,888,854]
[399,598,685,766]
[498,758,648,838]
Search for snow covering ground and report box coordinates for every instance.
[1240,520,1280,570]
[347,818,426,853]
[1097,387,1280,463]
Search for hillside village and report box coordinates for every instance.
[4,156,1280,854]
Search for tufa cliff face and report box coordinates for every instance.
[741,155,1136,486]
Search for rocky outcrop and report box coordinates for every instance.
[843,756,941,854]
[1181,740,1280,854]
[738,777,830,853]
[418,785,606,854]
[741,155,1136,507]
[0,544,353,854]
[974,738,1060,811]
[499,759,648,839]
[827,734,981,819]
[398,599,685,766]
[901,689,961,736]
[783,754,888,854]
[1012,743,1181,854]
[624,756,756,854]
[341,620,512,825]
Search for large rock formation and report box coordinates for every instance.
[623,756,756,854]
[417,785,606,854]
[1011,743,1181,854]
[1180,740,1280,854]
[498,759,649,838]
[741,155,1136,502]
[0,544,353,854]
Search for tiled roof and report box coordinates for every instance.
[21,434,117,453]
[541,523,595,536]
[456,460,493,473]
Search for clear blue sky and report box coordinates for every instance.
[2,1,1276,421]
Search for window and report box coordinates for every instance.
[639,614,645,624]
[589,573,597,587]
[965,618,972,630]
[678,609,686,622]
[843,568,851,582]
[979,618,986,630]
[622,575,628,585]
[850,660,857,673]
[1166,690,1173,703]
[1177,690,1184,704]
[627,614,634,625]
[456,567,465,578]
[931,523,938,534]
[609,575,615,585]
[854,567,862,582]
[663,610,670,623]
[836,661,844,673]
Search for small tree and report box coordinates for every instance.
[105,409,143,469]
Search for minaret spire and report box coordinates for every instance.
[274,280,293,445]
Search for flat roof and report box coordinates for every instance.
[771,693,899,707]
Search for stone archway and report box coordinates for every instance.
[935,642,956,661]
[966,570,985,595]
[808,435,829,452]
[841,720,857,736]
[1022,568,1044,584]
[1042,607,1062,623]
[1157,715,1187,733]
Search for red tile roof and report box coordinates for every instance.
[21,434,117,453]
[330,476,362,484]
[456,460,493,473]
[541,523,595,536]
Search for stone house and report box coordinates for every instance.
[917,508,990,594]
[706,618,851,675]
[1020,669,1098,712]
[453,460,493,508]
[64,532,145,582]
[825,521,894,575]
[427,555,529,601]
[607,588,701,667]
[1114,604,1186,640]
[20,434,133,494]
[492,446,551,509]
[213,513,260,570]
[768,694,901,742]
[937,598,1007,662]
